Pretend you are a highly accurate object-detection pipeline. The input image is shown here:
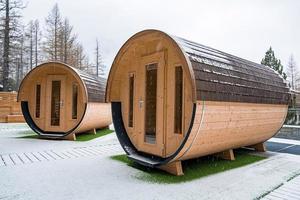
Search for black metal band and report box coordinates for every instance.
[21,101,87,139]
[111,102,196,167]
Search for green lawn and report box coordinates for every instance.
[20,134,39,139]
[20,128,113,141]
[111,150,266,184]
[76,128,113,141]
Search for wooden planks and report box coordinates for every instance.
[0,92,24,123]
[179,101,287,161]
[18,62,112,135]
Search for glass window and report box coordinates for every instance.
[35,84,41,118]
[72,84,78,119]
[145,63,157,144]
[174,66,183,134]
[51,81,61,126]
[128,74,134,127]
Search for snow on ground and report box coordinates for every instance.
[1,123,300,200]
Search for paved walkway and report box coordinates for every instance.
[262,175,300,200]
[1,123,300,200]
[0,143,122,167]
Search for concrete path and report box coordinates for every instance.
[1,123,300,200]
[262,175,300,200]
[0,143,122,167]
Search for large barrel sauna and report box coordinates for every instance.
[18,62,112,140]
[106,30,290,175]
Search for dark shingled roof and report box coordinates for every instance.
[173,36,290,104]
[73,68,106,103]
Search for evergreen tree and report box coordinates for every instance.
[0,0,25,91]
[261,47,287,79]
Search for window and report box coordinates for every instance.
[72,84,78,119]
[35,84,41,118]
[51,81,61,126]
[145,63,158,144]
[128,74,134,127]
[174,66,183,134]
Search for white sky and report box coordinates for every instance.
[23,0,300,74]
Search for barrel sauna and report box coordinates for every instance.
[18,62,112,140]
[106,30,290,175]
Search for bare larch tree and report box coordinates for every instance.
[286,55,299,90]
[44,3,62,61]
[95,38,105,77]
[34,19,40,67]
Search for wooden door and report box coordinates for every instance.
[45,75,66,132]
[136,52,165,157]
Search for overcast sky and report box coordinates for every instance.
[22,0,300,74]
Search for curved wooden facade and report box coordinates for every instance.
[106,30,290,175]
[18,62,111,139]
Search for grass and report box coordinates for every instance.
[76,128,113,141]
[20,134,39,139]
[111,150,266,184]
[19,128,113,141]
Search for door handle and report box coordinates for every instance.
[60,100,64,107]
[139,98,143,109]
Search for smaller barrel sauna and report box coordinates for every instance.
[18,62,112,140]
[106,30,290,175]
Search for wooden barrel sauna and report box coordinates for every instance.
[18,62,112,140]
[106,30,290,175]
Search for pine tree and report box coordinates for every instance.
[15,29,26,87]
[261,47,287,79]
[0,0,25,91]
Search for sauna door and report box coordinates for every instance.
[45,75,66,132]
[137,52,165,157]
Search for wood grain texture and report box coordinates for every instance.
[75,102,112,133]
[106,30,289,165]
[106,31,194,157]
[0,92,24,123]
[173,101,287,161]
[18,62,111,135]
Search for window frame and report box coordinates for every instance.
[174,66,183,134]
[72,83,78,120]
[35,84,41,118]
[128,72,135,128]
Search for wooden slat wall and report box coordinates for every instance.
[175,101,287,161]
[0,92,24,123]
[75,102,112,133]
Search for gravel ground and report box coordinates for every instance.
[1,123,300,200]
